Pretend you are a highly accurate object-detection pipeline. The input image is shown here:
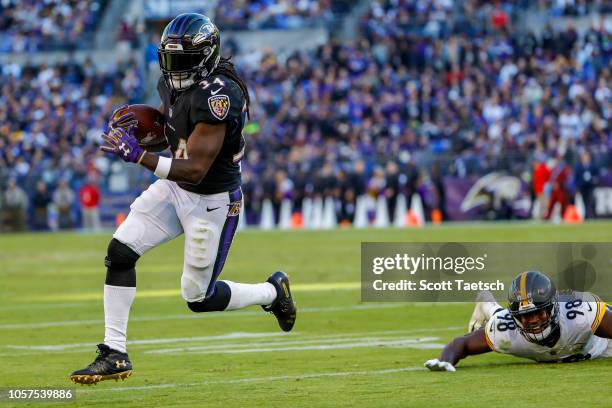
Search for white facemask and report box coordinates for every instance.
[522,324,554,342]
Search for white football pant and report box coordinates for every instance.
[113,179,242,302]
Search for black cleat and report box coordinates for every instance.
[262,271,297,332]
[70,344,132,385]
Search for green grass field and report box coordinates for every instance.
[1,222,611,407]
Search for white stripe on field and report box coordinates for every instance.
[79,366,424,393]
[197,341,444,354]
[0,300,460,313]
[1,329,459,359]
[22,281,361,303]
[148,337,443,355]
[0,303,412,330]
[4,328,460,352]
[145,335,440,354]
[6,331,291,351]
[0,302,94,312]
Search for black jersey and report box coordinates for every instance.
[157,74,246,194]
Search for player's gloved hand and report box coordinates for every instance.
[424,359,456,372]
[100,126,146,164]
[108,104,138,131]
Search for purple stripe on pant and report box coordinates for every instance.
[205,188,242,298]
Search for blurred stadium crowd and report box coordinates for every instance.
[0,0,611,231]
[0,0,107,52]
[214,0,353,30]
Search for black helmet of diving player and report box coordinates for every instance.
[157,13,221,91]
[508,271,560,343]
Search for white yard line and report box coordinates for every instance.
[0,300,459,313]
[6,332,292,351]
[79,366,425,393]
[0,302,94,312]
[145,336,440,354]
[19,281,362,303]
[3,328,460,356]
[196,340,445,354]
[0,303,411,330]
[149,338,444,355]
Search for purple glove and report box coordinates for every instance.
[108,104,138,131]
[100,126,145,163]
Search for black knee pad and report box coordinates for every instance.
[105,238,139,287]
[187,281,231,312]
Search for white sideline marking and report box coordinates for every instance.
[0,302,93,312]
[0,299,460,313]
[80,366,424,393]
[22,281,361,303]
[0,319,104,330]
[148,337,444,355]
[0,303,412,330]
[146,335,440,354]
[202,340,445,354]
[6,332,291,351]
[0,326,462,356]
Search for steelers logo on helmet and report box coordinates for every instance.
[157,13,221,91]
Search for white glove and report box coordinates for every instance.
[424,359,456,372]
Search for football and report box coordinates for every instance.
[113,104,168,152]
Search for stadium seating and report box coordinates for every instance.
[0,59,143,229]
[213,0,353,30]
[0,0,108,52]
[0,0,610,230]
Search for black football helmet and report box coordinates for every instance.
[158,13,221,91]
[508,271,560,344]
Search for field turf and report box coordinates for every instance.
[1,222,611,407]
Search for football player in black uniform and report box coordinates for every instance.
[70,13,296,385]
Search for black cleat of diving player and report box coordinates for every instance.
[263,271,297,332]
[70,344,132,385]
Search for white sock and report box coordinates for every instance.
[103,284,136,353]
[484,302,503,320]
[223,280,277,310]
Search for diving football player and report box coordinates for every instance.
[425,271,611,372]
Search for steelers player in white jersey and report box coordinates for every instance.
[425,271,612,372]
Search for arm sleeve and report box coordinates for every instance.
[484,317,498,352]
[587,294,608,333]
[190,79,244,125]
